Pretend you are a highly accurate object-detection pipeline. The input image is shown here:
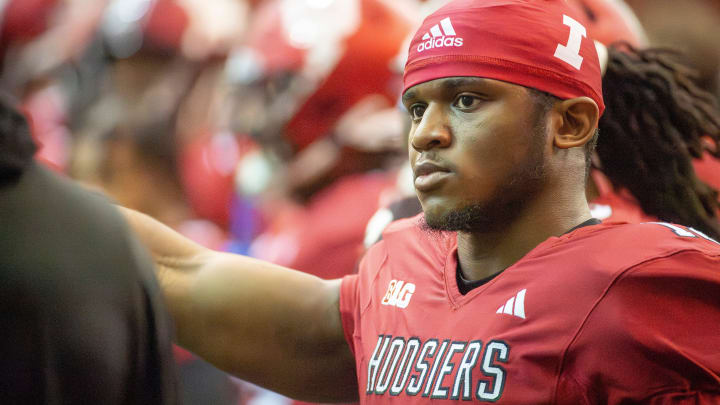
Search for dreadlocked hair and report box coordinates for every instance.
[598,44,720,240]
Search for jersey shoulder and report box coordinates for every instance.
[557,229,720,404]
[602,222,720,286]
[556,221,720,277]
[581,221,719,252]
[382,212,453,243]
[520,221,720,293]
[382,213,455,259]
[382,212,425,235]
[359,213,454,280]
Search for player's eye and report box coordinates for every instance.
[409,104,426,121]
[454,94,482,110]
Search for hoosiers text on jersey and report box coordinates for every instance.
[366,334,509,402]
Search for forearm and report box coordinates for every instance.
[119,207,358,401]
[182,256,357,400]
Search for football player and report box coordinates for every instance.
[122,0,720,403]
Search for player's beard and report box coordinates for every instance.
[421,114,548,234]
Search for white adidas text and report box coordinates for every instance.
[417,17,464,53]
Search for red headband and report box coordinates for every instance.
[403,0,605,115]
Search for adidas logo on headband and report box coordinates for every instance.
[417,17,463,53]
[404,0,605,115]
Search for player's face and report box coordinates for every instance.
[403,77,550,232]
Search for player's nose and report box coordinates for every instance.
[410,104,452,152]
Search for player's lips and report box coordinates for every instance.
[413,161,452,192]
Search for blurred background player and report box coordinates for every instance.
[71,1,248,403]
[0,93,178,403]
[225,0,414,282]
[223,1,414,402]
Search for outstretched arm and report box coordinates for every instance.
[121,208,358,402]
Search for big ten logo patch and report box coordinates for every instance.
[381,280,416,309]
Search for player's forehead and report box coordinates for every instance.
[401,76,528,104]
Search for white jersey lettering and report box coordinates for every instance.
[390,338,421,396]
[451,340,483,400]
[431,341,466,399]
[477,340,510,401]
[366,335,391,393]
[375,337,405,394]
[406,339,438,395]
[365,335,510,402]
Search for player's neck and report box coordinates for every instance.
[456,190,591,282]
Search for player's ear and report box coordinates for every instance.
[550,97,599,149]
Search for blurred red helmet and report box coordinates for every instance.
[567,0,648,47]
[180,131,258,228]
[104,0,247,59]
[226,0,413,157]
[102,0,190,58]
[0,0,60,45]
[142,0,190,53]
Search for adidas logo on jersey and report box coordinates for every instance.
[417,17,463,53]
[496,289,526,319]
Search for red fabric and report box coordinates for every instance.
[172,345,195,366]
[0,0,58,43]
[252,172,395,280]
[180,132,254,228]
[588,169,656,223]
[403,0,604,115]
[21,88,70,173]
[143,0,190,52]
[557,249,720,404]
[253,173,394,405]
[283,0,412,152]
[244,0,412,154]
[588,191,655,223]
[588,155,720,222]
[567,0,647,47]
[340,217,720,403]
[694,154,720,217]
[694,153,720,191]
[244,0,305,75]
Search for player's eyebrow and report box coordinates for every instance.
[401,90,417,105]
[402,77,491,103]
[440,77,489,91]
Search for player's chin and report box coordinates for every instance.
[419,198,462,228]
[418,194,448,215]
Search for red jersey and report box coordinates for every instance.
[587,158,720,222]
[694,153,720,194]
[252,172,395,279]
[588,169,656,224]
[340,216,720,404]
